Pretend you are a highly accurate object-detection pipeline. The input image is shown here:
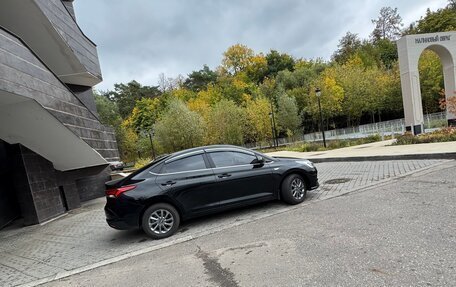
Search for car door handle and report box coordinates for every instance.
[218,173,231,178]
[161,181,176,187]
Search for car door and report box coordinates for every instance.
[155,152,218,214]
[207,149,274,207]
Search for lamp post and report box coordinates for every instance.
[315,88,326,148]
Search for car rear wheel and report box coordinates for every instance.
[281,174,307,205]
[141,203,180,239]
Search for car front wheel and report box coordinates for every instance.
[281,174,307,205]
[141,203,180,239]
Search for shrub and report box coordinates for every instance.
[394,127,456,145]
[134,157,151,169]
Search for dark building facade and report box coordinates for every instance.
[0,0,120,228]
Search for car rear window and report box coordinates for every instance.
[163,154,207,173]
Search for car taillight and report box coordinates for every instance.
[105,185,136,198]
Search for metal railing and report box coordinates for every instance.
[245,112,447,149]
[304,112,446,142]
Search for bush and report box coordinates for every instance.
[394,127,456,145]
[134,157,151,169]
[154,99,205,153]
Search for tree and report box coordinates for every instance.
[128,97,161,133]
[107,81,161,119]
[419,50,444,114]
[265,50,295,78]
[221,44,255,74]
[94,91,121,127]
[244,97,273,144]
[449,0,456,10]
[334,56,370,126]
[275,93,301,137]
[158,73,184,92]
[332,32,362,64]
[154,99,205,153]
[410,6,456,34]
[375,39,398,69]
[206,99,246,145]
[371,7,403,41]
[183,65,217,92]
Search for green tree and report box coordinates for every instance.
[265,50,295,78]
[419,50,444,114]
[154,99,205,153]
[411,6,456,33]
[276,93,301,137]
[183,65,218,92]
[332,32,362,64]
[206,99,246,145]
[375,39,398,68]
[107,81,161,119]
[129,97,161,133]
[94,91,121,127]
[371,7,403,41]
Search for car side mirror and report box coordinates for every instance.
[252,155,265,166]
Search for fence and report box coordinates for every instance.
[303,112,446,142]
[245,112,447,149]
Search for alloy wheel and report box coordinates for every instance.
[291,178,305,199]
[148,209,174,234]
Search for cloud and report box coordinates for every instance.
[73,0,448,90]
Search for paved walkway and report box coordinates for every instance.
[0,159,450,287]
[266,140,456,162]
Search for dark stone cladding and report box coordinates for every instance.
[4,142,111,225]
[12,145,65,224]
[35,0,101,79]
[0,28,120,162]
[67,84,99,118]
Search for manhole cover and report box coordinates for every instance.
[324,178,352,184]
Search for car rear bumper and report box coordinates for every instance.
[104,201,141,230]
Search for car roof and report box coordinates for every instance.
[169,145,253,158]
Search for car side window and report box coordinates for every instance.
[209,151,257,168]
[163,154,207,173]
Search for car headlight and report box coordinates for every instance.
[296,160,315,169]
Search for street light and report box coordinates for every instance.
[315,88,327,148]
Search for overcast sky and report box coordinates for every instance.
[73,0,448,91]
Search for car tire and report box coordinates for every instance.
[141,203,180,239]
[281,174,307,205]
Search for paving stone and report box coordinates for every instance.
[0,159,448,287]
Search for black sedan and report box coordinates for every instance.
[104,145,319,239]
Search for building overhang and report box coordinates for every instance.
[0,0,102,87]
[0,91,107,171]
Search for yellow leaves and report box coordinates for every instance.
[170,88,196,102]
[244,97,272,143]
[345,54,365,68]
[222,44,255,74]
[187,97,210,120]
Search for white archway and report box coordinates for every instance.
[397,31,456,134]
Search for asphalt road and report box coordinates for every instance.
[42,160,456,287]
